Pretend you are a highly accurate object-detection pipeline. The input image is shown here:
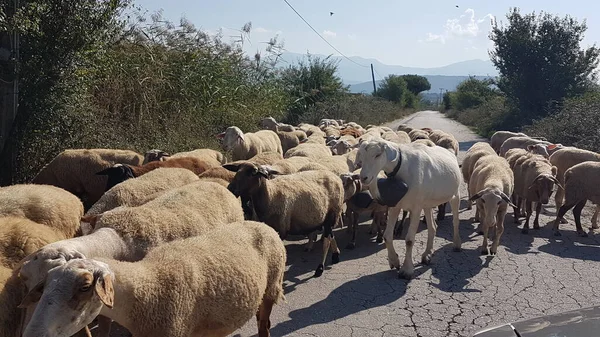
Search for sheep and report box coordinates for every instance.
[297,123,322,137]
[468,155,515,254]
[462,142,497,210]
[382,130,411,145]
[357,140,461,279]
[85,167,200,217]
[553,161,600,237]
[17,180,245,305]
[413,139,436,147]
[396,123,414,134]
[276,130,302,153]
[260,116,294,131]
[96,157,217,191]
[142,149,170,164]
[549,147,600,211]
[284,143,332,160]
[268,156,311,175]
[216,126,283,161]
[297,155,351,175]
[408,129,430,142]
[319,119,340,128]
[499,136,562,158]
[433,132,459,156]
[330,139,356,155]
[224,162,344,277]
[340,173,388,249]
[511,154,560,234]
[31,148,144,208]
[339,127,363,138]
[197,166,236,182]
[20,220,286,337]
[490,131,528,154]
[0,184,84,238]
[0,267,24,337]
[229,151,284,166]
[169,148,226,165]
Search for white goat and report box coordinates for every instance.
[357,140,461,279]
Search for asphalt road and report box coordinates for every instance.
[232,110,600,337]
[104,110,600,337]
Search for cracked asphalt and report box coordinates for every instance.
[230,110,600,337]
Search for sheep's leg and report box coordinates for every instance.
[375,211,386,243]
[257,298,274,337]
[421,208,437,265]
[436,202,446,221]
[450,194,462,251]
[480,221,490,255]
[591,204,599,230]
[394,210,408,238]
[315,236,331,278]
[490,211,506,255]
[305,231,318,252]
[330,234,341,264]
[533,202,542,229]
[512,193,520,223]
[474,206,480,222]
[554,202,576,236]
[522,200,533,234]
[398,207,422,279]
[555,183,565,210]
[384,206,403,270]
[520,198,527,217]
[573,199,588,237]
[345,210,357,250]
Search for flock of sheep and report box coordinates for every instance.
[0,115,598,337]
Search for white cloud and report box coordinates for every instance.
[422,9,494,44]
[347,34,357,41]
[323,30,337,38]
[253,27,271,33]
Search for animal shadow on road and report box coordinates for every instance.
[430,242,492,294]
[538,229,600,261]
[268,270,412,336]
[282,224,384,294]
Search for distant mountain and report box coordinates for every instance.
[349,75,493,95]
[278,52,499,85]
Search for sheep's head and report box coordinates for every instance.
[340,173,361,202]
[331,140,353,155]
[527,167,561,204]
[21,259,114,337]
[143,149,170,164]
[223,163,280,198]
[357,140,399,186]
[260,117,278,131]
[96,164,135,191]
[470,188,515,228]
[218,126,244,152]
[526,144,551,158]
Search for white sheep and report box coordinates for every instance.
[499,136,562,158]
[224,162,344,277]
[468,155,515,254]
[357,140,462,279]
[462,142,497,211]
[490,131,528,154]
[552,161,600,236]
[142,149,170,164]
[168,148,226,165]
[217,126,283,161]
[31,149,144,209]
[20,220,286,337]
[85,167,200,218]
[284,142,332,160]
[408,129,430,142]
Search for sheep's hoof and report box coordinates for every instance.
[553,230,562,237]
[453,246,462,252]
[480,248,489,255]
[489,249,497,256]
[331,252,340,264]
[398,269,414,280]
[577,231,589,238]
[314,264,324,278]
[533,223,540,230]
[376,235,383,244]
[560,218,568,224]
[521,228,529,235]
[421,254,432,265]
[345,242,356,250]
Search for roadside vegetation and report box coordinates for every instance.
[443,8,600,152]
[0,0,413,184]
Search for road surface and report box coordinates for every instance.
[111,110,600,337]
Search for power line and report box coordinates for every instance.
[282,0,369,68]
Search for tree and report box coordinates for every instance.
[374,75,409,105]
[401,74,431,95]
[280,54,348,124]
[489,8,600,123]
[451,77,499,111]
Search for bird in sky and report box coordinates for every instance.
[330,11,334,16]
[456,5,459,8]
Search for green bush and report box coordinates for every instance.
[524,93,600,152]
[374,75,409,105]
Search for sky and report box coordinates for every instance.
[133,0,600,68]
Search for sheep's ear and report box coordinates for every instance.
[526,145,536,151]
[215,132,225,140]
[222,164,241,172]
[470,192,483,201]
[383,143,398,162]
[18,279,45,308]
[81,215,99,231]
[94,271,114,309]
[262,165,280,179]
[351,173,361,181]
[551,166,558,176]
[499,192,516,208]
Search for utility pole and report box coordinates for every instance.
[438,88,445,107]
[370,63,377,94]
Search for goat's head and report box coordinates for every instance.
[96,164,135,191]
[357,140,398,186]
[470,188,515,228]
[20,259,114,337]
[223,162,280,198]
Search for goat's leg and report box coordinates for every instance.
[384,206,403,270]
[522,200,532,234]
[533,202,542,229]
[450,194,462,251]
[591,204,599,230]
[490,210,506,255]
[399,207,422,279]
[573,199,588,237]
[422,208,437,265]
